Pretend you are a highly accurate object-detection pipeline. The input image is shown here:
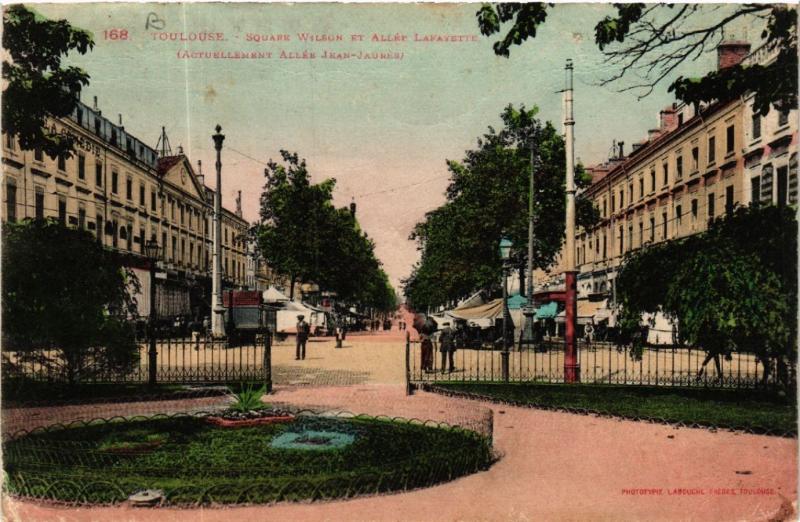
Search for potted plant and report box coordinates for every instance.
[207,383,295,428]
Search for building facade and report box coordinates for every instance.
[2,96,252,319]
[541,40,797,303]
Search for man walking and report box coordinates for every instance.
[296,314,310,360]
[439,321,456,373]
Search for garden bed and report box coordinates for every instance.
[4,413,494,505]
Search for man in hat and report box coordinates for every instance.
[439,321,456,373]
[296,314,310,360]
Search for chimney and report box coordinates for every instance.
[631,142,645,153]
[647,129,661,141]
[717,40,751,70]
[118,114,123,126]
[617,141,625,159]
[235,191,243,218]
[93,96,98,110]
[196,160,204,186]
[659,106,678,133]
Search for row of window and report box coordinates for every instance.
[750,109,790,142]
[5,135,250,247]
[4,182,247,283]
[599,124,739,219]
[579,186,737,265]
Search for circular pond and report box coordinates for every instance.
[4,414,493,505]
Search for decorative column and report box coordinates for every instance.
[563,59,580,383]
[211,125,226,338]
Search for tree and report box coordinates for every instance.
[257,150,336,299]
[3,4,94,159]
[2,220,139,384]
[615,205,797,389]
[403,104,598,310]
[257,150,396,310]
[477,4,796,115]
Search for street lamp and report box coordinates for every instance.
[521,126,538,347]
[144,239,161,386]
[211,124,226,338]
[499,237,513,382]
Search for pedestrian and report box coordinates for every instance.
[439,321,456,373]
[413,313,436,372]
[335,323,343,348]
[202,316,210,339]
[190,315,202,350]
[296,314,310,360]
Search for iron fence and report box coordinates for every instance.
[406,338,780,389]
[2,334,273,385]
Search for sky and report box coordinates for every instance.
[33,3,754,292]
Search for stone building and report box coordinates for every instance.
[540,40,797,305]
[2,96,252,320]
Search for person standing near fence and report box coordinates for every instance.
[439,321,456,373]
[413,313,436,372]
[296,314,310,360]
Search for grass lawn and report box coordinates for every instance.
[431,382,797,435]
[4,414,493,504]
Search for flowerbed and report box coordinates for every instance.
[4,413,494,505]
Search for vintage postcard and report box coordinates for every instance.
[1,2,797,521]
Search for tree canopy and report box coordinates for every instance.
[477,4,796,115]
[403,104,598,310]
[3,4,94,159]
[256,150,396,311]
[615,205,797,388]
[2,219,139,383]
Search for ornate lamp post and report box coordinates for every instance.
[499,237,513,382]
[144,239,161,385]
[211,125,226,338]
[521,126,538,347]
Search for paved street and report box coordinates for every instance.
[270,331,408,386]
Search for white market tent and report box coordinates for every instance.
[263,286,290,303]
[274,299,327,334]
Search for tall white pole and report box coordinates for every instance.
[563,59,580,383]
[564,61,576,272]
[211,125,226,338]
[527,135,535,300]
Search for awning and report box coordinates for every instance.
[457,290,485,309]
[506,293,528,310]
[534,302,558,320]
[449,298,504,320]
[555,300,606,325]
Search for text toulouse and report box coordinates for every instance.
[149,32,477,43]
